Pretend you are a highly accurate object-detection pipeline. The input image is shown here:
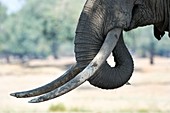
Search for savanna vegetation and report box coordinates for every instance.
[0,0,170,64]
[0,1,170,113]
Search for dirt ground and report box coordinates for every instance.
[0,57,170,113]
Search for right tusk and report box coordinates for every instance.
[28,28,122,103]
[10,64,81,98]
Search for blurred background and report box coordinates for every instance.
[0,0,170,113]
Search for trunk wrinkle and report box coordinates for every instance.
[88,33,134,89]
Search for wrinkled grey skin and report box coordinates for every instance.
[75,0,169,89]
[10,0,170,102]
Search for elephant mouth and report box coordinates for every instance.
[10,28,123,103]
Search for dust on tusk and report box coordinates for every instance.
[29,28,122,103]
[10,64,81,98]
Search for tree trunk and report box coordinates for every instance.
[51,41,58,59]
[149,41,155,65]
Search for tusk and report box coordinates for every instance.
[29,28,122,103]
[10,64,81,98]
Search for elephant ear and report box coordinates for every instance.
[169,0,170,38]
[153,26,165,40]
[154,0,170,40]
[153,15,170,40]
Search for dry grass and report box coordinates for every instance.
[0,57,170,113]
[0,57,75,76]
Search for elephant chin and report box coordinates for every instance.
[88,32,134,89]
[10,28,123,103]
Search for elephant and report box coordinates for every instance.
[10,0,170,103]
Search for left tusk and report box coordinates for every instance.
[10,64,81,98]
[29,28,122,103]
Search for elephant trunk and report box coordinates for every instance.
[74,9,134,89]
[88,33,134,89]
[10,0,134,103]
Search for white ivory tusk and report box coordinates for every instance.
[29,28,122,103]
[10,64,81,98]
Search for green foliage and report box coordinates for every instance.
[48,103,66,112]
[124,26,170,57]
[0,0,170,62]
[48,103,90,112]
[0,0,85,60]
[0,3,7,22]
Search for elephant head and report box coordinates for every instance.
[10,0,170,103]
